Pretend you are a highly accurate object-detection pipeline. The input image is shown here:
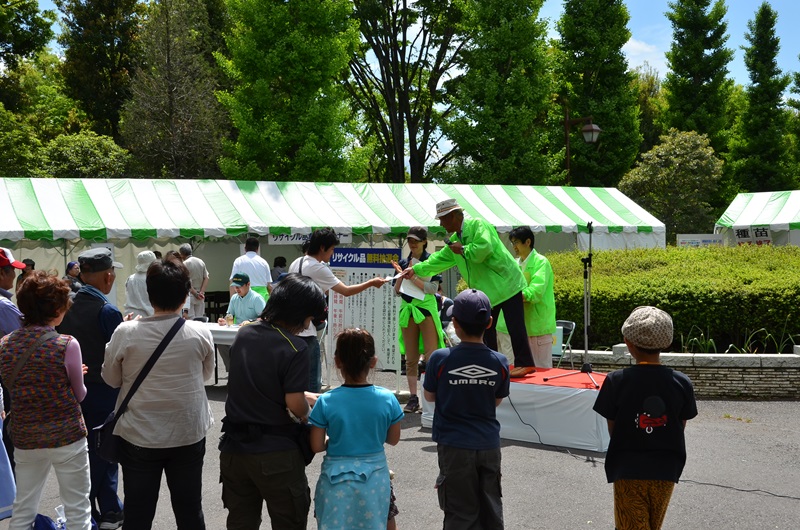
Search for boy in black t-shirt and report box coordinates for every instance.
[594,306,698,530]
[423,289,510,530]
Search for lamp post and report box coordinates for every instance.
[564,108,602,184]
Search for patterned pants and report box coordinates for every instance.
[613,479,675,530]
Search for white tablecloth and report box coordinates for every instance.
[421,377,610,453]
[205,323,240,346]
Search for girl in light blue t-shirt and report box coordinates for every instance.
[309,328,404,530]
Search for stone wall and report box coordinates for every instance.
[555,345,800,400]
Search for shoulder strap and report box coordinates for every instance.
[298,256,304,275]
[6,331,59,392]
[113,317,185,418]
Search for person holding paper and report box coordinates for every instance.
[391,226,445,413]
[398,198,536,378]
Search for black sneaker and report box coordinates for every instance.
[99,511,124,530]
[404,395,420,413]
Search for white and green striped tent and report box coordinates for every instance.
[715,190,800,246]
[0,178,665,249]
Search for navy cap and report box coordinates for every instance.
[78,247,123,273]
[271,272,289,284]
[447,289,492,326]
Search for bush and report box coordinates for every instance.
[547,245,800,353]
[35,130,131,179]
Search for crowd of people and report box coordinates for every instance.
[0,196,697,530]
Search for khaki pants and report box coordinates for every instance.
[497,332,553,368]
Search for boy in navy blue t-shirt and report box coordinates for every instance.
[423,289,510,530]
[594,306,697,530]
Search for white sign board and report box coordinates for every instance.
[677,234,725,248]
[326,248,401,373]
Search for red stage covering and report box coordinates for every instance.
[509,366,607,390]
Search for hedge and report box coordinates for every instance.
[546,245,800,353]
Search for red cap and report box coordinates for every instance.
[0,248,26,269]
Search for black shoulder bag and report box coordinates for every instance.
[94,317,185,463]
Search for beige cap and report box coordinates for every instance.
[435,198,462,219]
[622,306,673,350]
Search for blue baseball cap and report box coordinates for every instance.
[447,289,492,326]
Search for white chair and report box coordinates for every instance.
[555,320,576,369]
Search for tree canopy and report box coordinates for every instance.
[556,0,641,187]
[619,129,722,243]
[728,2,792,193]
[216,0,359,182]
[121,0,228,179]
[663,0,734,154]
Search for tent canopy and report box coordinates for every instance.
[716,190,800,232]
[0,179,664,246]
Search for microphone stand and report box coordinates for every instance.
[543,222,598,388]
[582,222,593,363]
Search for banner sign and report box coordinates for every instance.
[677,234,725,248]
[734,227,772,246]
[326,248,400,373]
[268,232,352,245]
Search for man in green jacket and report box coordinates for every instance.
[400,198,536,377]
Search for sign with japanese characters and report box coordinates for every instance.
[734,226,772,246]
[677,234,725,248]
[267,232,352,245]
[326,248,401,373]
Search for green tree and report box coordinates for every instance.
[556,0,641,187]
[632,62,666,157]
[619,129,722,244]
[788,57,800,184]
[0,102,41,178]
[216,0,359,182]
[35,130,131,178]
[439,0,558,185]
[8,52,89,141]
[345,0,467,183]
[57,0,144,141]
[728,2,791,193]
[663,0,734,154]
[120,0,228,179]
[0,0,54,68]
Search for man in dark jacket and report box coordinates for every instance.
[58,247,126,529]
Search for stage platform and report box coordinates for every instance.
[422,366,610,453]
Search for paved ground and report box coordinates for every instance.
[2,369,800,529]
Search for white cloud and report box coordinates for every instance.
[623,38,669,79]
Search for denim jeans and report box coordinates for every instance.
[81,382,123,519]
[118,438,206,530]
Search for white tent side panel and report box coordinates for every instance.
[715,190,800,246]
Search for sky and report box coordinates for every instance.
[540,0,800,86]
[36,0,800,86]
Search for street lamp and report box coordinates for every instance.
[564,109,602,184]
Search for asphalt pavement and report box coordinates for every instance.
[2,370,799,529]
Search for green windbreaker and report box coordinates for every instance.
[412,218,526,306]
[496,249,557,336]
